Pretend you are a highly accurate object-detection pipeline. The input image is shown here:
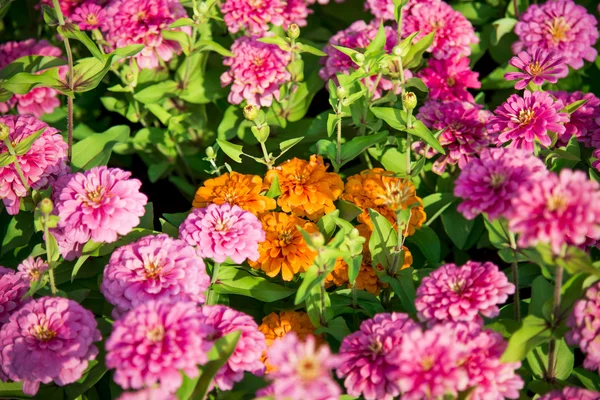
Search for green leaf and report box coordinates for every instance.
[0,152,15,168]
[559,246,600,277]
[0,68,67,96]
[527,339,573,380]
[133,80,180,104]
[315,316,351,341]
[564,98,589,115]
[380,267,417,314]
[71,125,131,171]
[405,77,428,92]
[441,204,475,249]
[13,128,45,155]
[279,137,304,156]
[0,55,66,80]
[327,113,337,138]
[368,208,398,269]
[215,139,244,163]
[365,22,387,56]
[422,192,456,225]
[370,107,407,131]
[71,255,90,282]
[266,175,282,198]
[257,36,290,51]
[214,266,296,302]
[162,212,189,229]
[574,368,600,391]
[162,30,192,55]
[47,231,59,262]
[452,2,498,25]
[306,282,332,327]
[405,225,440,263]
[490,18,517,46]
[403,32,435,69]
[195,40,234,57]
[530,276,553,320]
[336,199,363,222]
[58,23,103,60]
[1,212,34,257]
[297,42,327,56]
[64,352,108,399]
[295,264,323,305]
[501,315,552,362]
[406,120,445,154]
[481,63,518,90]
[169,17,195,28]
[339,132,387,167]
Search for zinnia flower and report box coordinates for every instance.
[538,387,600,400]
[0,268,29,326]
[17,257,48,282]
[117,388,176,400]
[337,312,418,400]
[106,300,212,392]
[415,261,515,325]
[249,212,318,281]
[221,0,284,34]
[0,297,101,396]
[550,90,600,146]
[513,0,598,70]
[40,0,87,18]
[488,90,568,152]
[101,234,210,317]
[366,0,437,21]
[264,155,344,221]
[509,169,600,254]
[179,203,265,264]
[567,282,600,373]
[267,333,340,400]
[454,147,548,220]
[193,172,276,215]
[0,115,68,215]
[282,0,311,29]
[418,57,480,103]
[220,36,291,107]
[505,49,568,90]
[71,2,107,30]
[200,305,267,390]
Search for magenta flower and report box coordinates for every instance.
[594,149,600,173]
[71,2,107,31]
[415,100,490,175]
[488,90,569,152]
[0,115,68,215]
[538,387,600,400]
[221,36,291,107]
[505,49,568,90]
[337,312,418,400]
[267,333,341,400]
[179,203,265,264]
[106,300,212,392]
[415,261,515,324]
[513,0,598,70]
[220,0,284,34]
[567,282,600,373]
[454,147,548,220]
[282,0,311,29]
[0,268,29,327]
[200,305,266,390]
[551,91,600,146]
[118,388,176,400]
[17,257,48,282]
[0,297,101,396]
[419,57,480,103]
[102,0,188,69]
[40,0,88,19]
[509,169,600,254]
[101,234,210,317]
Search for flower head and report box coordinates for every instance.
[117,388,176,400]
[40,0,87,18]
[0,297,101,395]
[551,91,600,146]
[106,300,212,392]
[200,305,266,390]
[567,282,600,373]
[221,0,284,34]
[0,115,68,215]
[282,0,311,29]
[264,155,344,221]
[179,203,265,264]
[71,2,107,30]
[488,90,568,152]
[418,57,480,103]
[454,147,548,220]
[0,268,29,327]
[538,388,600,400]
[505,49,568,90]
[220,36,291,107]
[513,0,598,70]
[101,234,210,317]
[17,257,48,282]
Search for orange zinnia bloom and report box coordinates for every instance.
[249,212,318,281]
[341,168,426,236]
[264,155,344,221]
[192,172,276,215]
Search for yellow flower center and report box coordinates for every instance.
[528,61,543,76]
[248,0,263,7]
[136,11,147,21]
[368,340,383,354]
[379,180,413,211]
[547,195,567,212]
[146,325,165,342]
[297,356,320,381]
[33,325,57,342]
[85,185,106,205]
[450,279,466,294]
[446,76,456,87]
[518,109,535,126]
[214,217,231,232]
[421,356,435,371]
[144,261,163,280]
[86,13,97,25]
[278,231,294,246]
[547,17,570,44]
[490,173,506,188]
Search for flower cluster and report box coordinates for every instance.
[505,49,568,90]
[567,282,600,373]
[418,57,480,103]
[221,0,284,34]
[550,90,600,146]
[0,267,30,326]
[538,387,600,400]
[17,257,48,282]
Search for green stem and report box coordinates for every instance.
[260,142,272,168]
[3,138,30,191]
[336,103,342,167]
[406,131,411,175]
[546,265,564,381]
[509,232,520,322]
[320,282,327,326]
[207,262,221,305]
[42,215,57,295]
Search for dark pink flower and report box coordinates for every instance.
[0,268,29,327]
[550,91,600,147]
[505,49,568,90]
[538,387,600,400]
[418,57,480,103]
[366,0,437,21]
[17,257,48,282]
[40,0,89,19]
[71,2,107,30]
[567,282,600,373]
[221,0,284,34]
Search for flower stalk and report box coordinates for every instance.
[2,135,30,193]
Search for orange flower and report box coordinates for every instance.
[264,155,344,221]
[249,212,318,281]
[192,172,276,215]
[342,168,426,236]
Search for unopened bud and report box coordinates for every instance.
[287,24,300,40]
[392,45,402,57]
[198,1,209,13]
[311,232,325,248]
[243,105,259,121]
[0,123,9,141]
[336,86,348,99]
[124,72,134,83]
[402,92,417,111]
[39,198,54,215]
[353,53,365,65]
[349,228,359,239]
[205,146,215,158]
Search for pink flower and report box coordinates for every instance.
[0,268,29,327]
[282,0,311,29]
[337,312,418,400]
[488,90,568,152]
[200,305,266,390]
[220,0,284,34]
[118,388,176,400]
[221,36,291,107]
[17,257,48,282]
[366,0,437,21]
[454,147,548,220]
[550,91,600,147]
[40,0,89,19]
[415,100,490,174]
[106,300,212,392]
[179,203,265,264]
[0,40,63,116]
[418,57,480,103]
[102,0,188,69]
[267,333,341,400]
[101,234,210,317]
[567,282,600,373]
[513,0,598,70]
[0,115,68,215]
[505,49,568,90]
[415,261,515,324]
[0,297,101,395]
[509,169,600,254]
[594,148,600,172]
[71,2,107,30]
[538,387,600,400]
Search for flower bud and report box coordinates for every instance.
[311,232,325,248]
[243,105,259,121]
[349,228,359,239]
[402,92,417,111]
[392,45,402,57]
[39,198,54,215]
[353,53,365,65]
[205,146,215,158]
[198,1,209,13]
[124,72,134,83]
[288,24,300,40]
[336,86,348,99]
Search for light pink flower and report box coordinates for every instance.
[71,2,107,30]
[538,387,600,400]
[567,282,600,373]
[17,257,48,282]
[550,90,600,147]
[220,0,284,34]
[0,268,29,327]
[282,0,311,29]
[419,56,480,103]
[40,0,90,19]
[117,388,176,400]
[505,49,568,90]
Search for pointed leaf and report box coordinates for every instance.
[215,139,244,163]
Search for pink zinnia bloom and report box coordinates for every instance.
[0,297,101,396]
[267,333,341,400]
[488,90,568,152]
[282,0,312,29]
[101,234,210,317]
[221,36,291,107]
[538,387,600,400]
[415,261,515,324]
[71,2,107,30]
[454,147,548,220]
[200,305,266,390]
[0,268,29,327]
[337,312,418,400]
[0,40,63,116]
[0,115,68,215]
[220,0,284,34]
[106,300,212,392]
[179,203,265,264]
[415,100,490,175]
[567,282,600,373]
[418,56,480,103]
[513,0,598,70]
[366,0,437,21]
[509,169,600,254]
[17,257,48,282]
[117,388,176,400]
[102,0,188,69]
[551,91,600,146]
[40,0,89,19]
[505,49,568,90]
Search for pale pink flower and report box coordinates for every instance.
[0,268,29,327]
[505,49,568,90]
[221,0,284,34]
[567,282,600,373]
[282,0,311,29]
[117,388,176,400]
[419,56,480,103]
[538,387,600,400]
[17,257,48,282]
